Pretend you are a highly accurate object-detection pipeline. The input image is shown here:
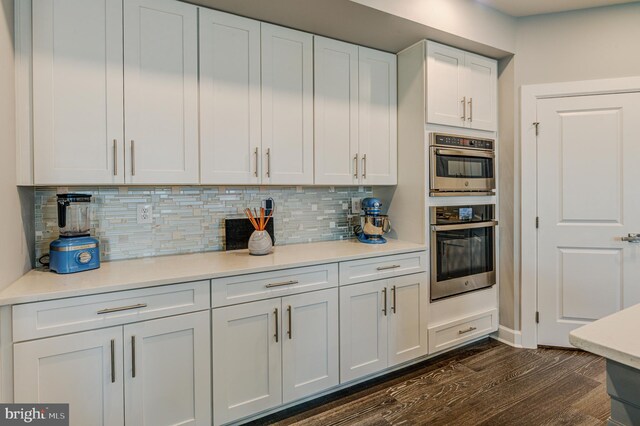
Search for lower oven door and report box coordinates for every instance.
[430,221,497,301]
[430,147,495,195]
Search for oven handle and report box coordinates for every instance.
[435,148,494,159]
[431,220,498,232]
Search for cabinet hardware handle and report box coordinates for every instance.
[265,280,299,288]
[622,233,640,243]
[287,305,292,339]
[362,154,367,179]
[377,264,400,271]
[266,148,271,178]
[113,139,118,176]
[391,285,396,314]
[353,154,359,178]
[131,335,136,378]
[254,147,259,177]
[461,97,466,121]
[131,140,136,176]
[110,339,115,383]
[468,98,473,122]
[97,303,147,315]
[274,308,279,342]
[382,287,387,316]
[458,326,477,335]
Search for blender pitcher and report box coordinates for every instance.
[57,194,92,237]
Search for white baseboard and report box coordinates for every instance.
[491,325,523,348]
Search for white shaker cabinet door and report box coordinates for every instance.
[314,36,359,185]
[358,47,397,185]
[339,280,388,383]
[426,41,466,128]
[199,9,261,184]
[124,312,211,426]
[14,327,124,426]
[32,0,124,185]
[124,0,199,184]
[464,52,497,131]
[387,273,428,366]
[281,288,339,403]
[261,23,314,185]
[212,299,283,425]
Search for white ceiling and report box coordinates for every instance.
[478,0,639,17]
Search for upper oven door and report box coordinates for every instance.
[430,147,495,194]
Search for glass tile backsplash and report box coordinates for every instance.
[35,186,372,264]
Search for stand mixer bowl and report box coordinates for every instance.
[362,215,391,236]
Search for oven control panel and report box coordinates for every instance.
[431,204,495,225]
[432,133,494,150]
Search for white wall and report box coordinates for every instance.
[0,0,32,290]
[505,2,640,330]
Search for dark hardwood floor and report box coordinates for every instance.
[250,338,609,426]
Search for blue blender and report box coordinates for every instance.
[354,197,391,244]
[49,194,100,274]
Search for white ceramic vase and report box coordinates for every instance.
[248,230,273,255]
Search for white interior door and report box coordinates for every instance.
[124,0,199,184]
[14,327,124,426]
[32,0,124,185]
[124,312,211,426]
[537,92,640,346]
[199,9,261,184]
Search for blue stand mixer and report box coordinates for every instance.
[354,197,391,244]
[49,194,100,274]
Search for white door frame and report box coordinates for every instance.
[520,76,640,349]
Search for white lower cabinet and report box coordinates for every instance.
[340,273,428,383]
[14,311,211,426]
[212,288,338,425]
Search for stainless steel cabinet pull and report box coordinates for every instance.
[382,287,387,316]
[468,98,473,122]
[254,147,259,177]
[110,339,115,383]
[287,305,292,339]
[97,303,147,315]
[461,97,466,121]
[377,264,400,271]
[274,308,279,342]
[131,335,136,378]
[113,139,118,176]
[391,286,396,314]
[130,140,136,176]
[353,154,359,178]
[622,233,640,243]
[458,326,477,335]
[265,280,299,288]
[266,148,271,178]
[362,154,367,179]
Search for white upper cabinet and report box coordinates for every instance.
[314,36,359,185]
[314,38,397,186]
[32,0,124,185]
[358,47,397,185]
[261,23,314,185]
[426,41,497,132]
[124,0,199,184]
[199,10,261,185]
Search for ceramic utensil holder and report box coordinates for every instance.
[248,230,273,255]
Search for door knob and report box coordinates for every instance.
[622,233,640,243]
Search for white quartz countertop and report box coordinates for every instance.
[570,303,640,369]
[0,239,426,306]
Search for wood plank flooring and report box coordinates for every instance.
[249,339,609,426]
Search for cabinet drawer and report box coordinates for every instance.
[211,264,338,307]
[339,251,427,286]
[13,281,210,342]
[428,308,498,354]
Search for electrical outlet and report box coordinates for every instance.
[137,204,153,224]
[351,198,361,214]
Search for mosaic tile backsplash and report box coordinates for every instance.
[35,186,372,264]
